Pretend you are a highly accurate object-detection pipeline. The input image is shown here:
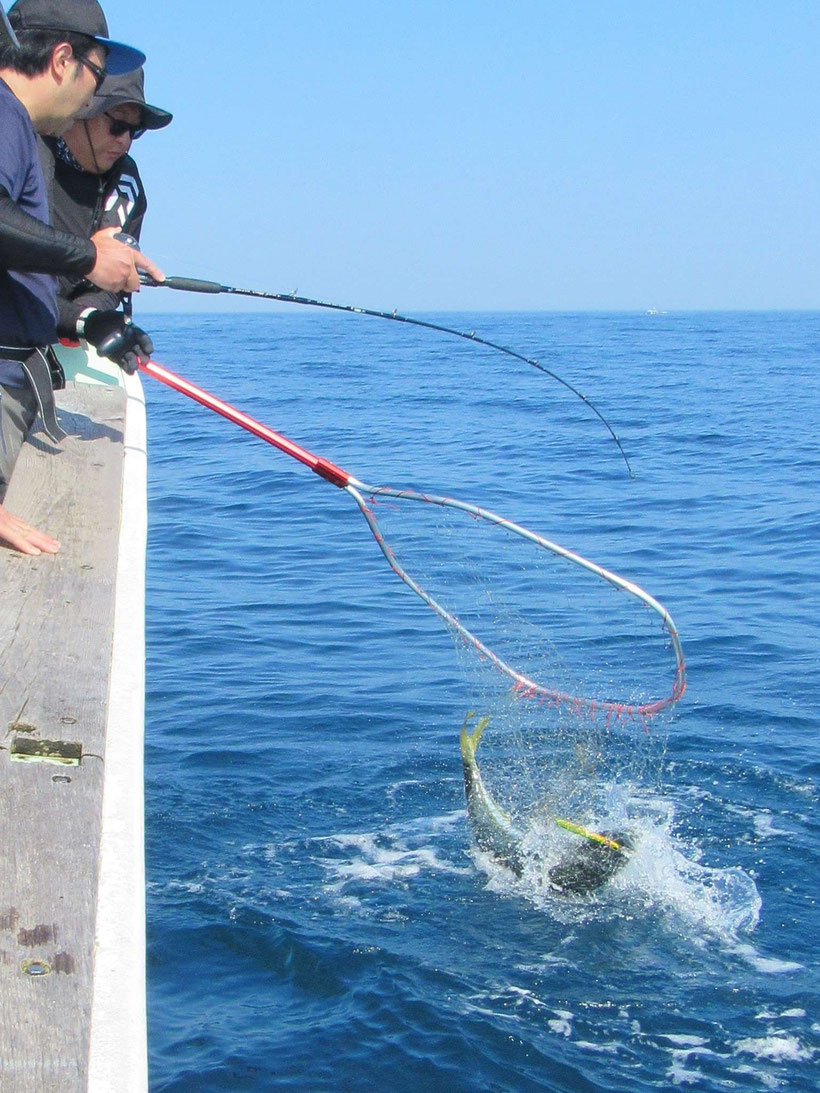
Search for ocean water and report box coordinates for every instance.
[143,311,819,1092]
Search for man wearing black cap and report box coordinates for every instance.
[0,0,162,554]
[41,66,172,374]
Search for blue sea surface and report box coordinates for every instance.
[144,311,819,1092]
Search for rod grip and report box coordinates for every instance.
[140,274,224,294]
[165,275,224,294]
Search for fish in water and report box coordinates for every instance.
[459,713,633,895]
[460,713,527,876]
[548,828,634,895]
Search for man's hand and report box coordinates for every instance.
[86,227,164,293]
[83,310,153,374]
[0,505,60,555]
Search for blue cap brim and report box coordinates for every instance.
[96,38,146,76]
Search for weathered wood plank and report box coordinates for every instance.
[0,386,127,1092]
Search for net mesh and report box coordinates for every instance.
[353,483,680,825]
[354,484,683,717]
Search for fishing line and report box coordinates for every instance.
[138,357,685,723]
[139,273,634,477]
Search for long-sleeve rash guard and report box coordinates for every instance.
[0,185,96,275]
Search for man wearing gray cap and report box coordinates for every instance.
[41,66,172,374]
[0,0,163,553]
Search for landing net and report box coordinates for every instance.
[346,477,685,727]
[142,358,685,740]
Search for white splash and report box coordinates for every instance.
[466,792,771,956]
[731,942,803,975]
[311,813,472,911]
[752,811,791,840]
[734,1035,814,1063]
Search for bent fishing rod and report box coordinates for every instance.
[137,356,685,722]
[139,272,634,478]
[0,4,20,49]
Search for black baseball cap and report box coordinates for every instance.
[78,67,172,129]
[8,0,145,75]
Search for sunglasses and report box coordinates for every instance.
[77,54,106,93]
[105,112,146,141]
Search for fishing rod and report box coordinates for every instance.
[138,356,685,722]
[0,4,20,48]
[139,272,635,478]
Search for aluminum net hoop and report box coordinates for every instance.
[345,478,686,722]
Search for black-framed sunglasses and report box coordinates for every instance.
[77,54,107,93]
[104,112,146,141]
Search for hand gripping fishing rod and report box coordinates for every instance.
[139,273,634,478]
[139,357,685,722]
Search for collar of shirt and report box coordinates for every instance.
[55,138,86,173]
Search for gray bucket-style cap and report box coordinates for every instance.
[78,67,172,129]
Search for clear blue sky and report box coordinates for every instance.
[100,0,819,312]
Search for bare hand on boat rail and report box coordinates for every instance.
[0,504,59,555]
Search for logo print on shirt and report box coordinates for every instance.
[104,174,139,227]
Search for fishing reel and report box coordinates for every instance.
[89,234,149,369]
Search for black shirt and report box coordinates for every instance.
[39,136,147,337]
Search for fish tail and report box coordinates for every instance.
[460,712,490,761]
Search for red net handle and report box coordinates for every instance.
[139,359,350,488]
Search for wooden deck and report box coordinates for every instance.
[0,379,147,1091]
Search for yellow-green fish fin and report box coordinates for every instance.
[459,712,490,760]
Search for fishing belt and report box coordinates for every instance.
[0,344,66,442]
